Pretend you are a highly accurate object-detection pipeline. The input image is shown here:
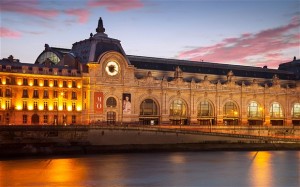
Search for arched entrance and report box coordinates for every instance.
[139,99,159,125]
[169,99,187,125]
[31,114,39,125]
[270,102,284,126]
[197,100,215,125]
[247,101,263,125]
[223,101,239,126]
[292,103,300,126]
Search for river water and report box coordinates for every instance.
[0,151,299,187]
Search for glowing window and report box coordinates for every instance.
[37,52,60,64]
[170,99,187,117]
[248,101,262,118]
[224,101,238,117]
[292,103,300,118]
[270,102,283,118]
[198,101,213,117]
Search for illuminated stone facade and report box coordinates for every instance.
[1,18,300,126]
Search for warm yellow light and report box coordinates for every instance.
[77,84,81,88]
[16,105,22,110]
[59,106,63,111]
[39,83,43,87]
[28,105,33,110]
[234,111,238,115]
[68,83,72,88]
[2,81,6,85]
[67,106,72,111]
[1,105,5,110]
[38,105,43,110]
[49,106,53,111]
[259,107,263,111]
[17,81,22,85]
[49,83,53,87]
[29,82,33,86]
[59,84,63,88]
[77,106,82,111]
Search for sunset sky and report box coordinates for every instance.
[1,0,299,69]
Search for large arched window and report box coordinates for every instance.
[248,101,262,118]
[270,102,283,118]
[36,52,60,64]
[292,103,300,118]
[224,101,238,117]
[140,99,158,115]
[106,97,117,108]
[170,99,187,117]
[197,101,213,117]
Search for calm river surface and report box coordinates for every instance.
[0,151,299,187]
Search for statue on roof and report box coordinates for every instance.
[227,70,234,82]
[96,17,105,33]
[174,66,183,79]
[272,74,280,86]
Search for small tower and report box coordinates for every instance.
[93,17,108,38]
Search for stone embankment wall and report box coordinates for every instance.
[87,128,261,145]
[0,126,299,158]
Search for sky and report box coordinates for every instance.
[0,0,299,69]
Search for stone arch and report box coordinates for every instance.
[139,97,160,125]
[98,51,129,76]
[196,98,216,117]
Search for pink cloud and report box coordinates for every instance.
[64,9,90,24]
[88,0,144,12]
[0,27,21,38]
[178,15,300,68]
[0,0,58,18]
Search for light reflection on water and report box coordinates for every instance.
[0,151,299,187]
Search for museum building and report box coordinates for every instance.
[1,18,300,126]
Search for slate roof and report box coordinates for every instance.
[127,55,296,80]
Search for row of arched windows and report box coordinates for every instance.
[105,97,300,118]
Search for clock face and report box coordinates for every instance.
[105,61,119,76]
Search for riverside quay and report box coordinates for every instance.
[1,18,300,127]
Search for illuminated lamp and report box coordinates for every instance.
[67,106,72,111]
[77,106,82,111]
[49,106,53,111]
[16,105,22,110]
[38,105,43,110]
[28,105,33,110]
